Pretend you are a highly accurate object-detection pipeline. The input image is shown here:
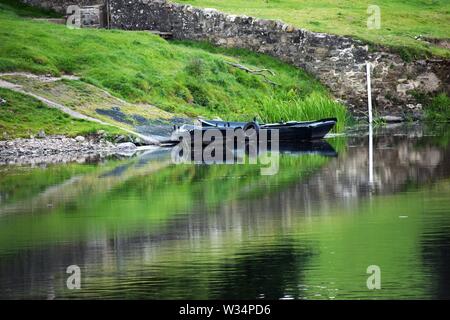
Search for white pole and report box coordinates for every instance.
[366,62,373,124]
[367,62,374,188]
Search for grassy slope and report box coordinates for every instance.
[0,1,347,132]
[177,0,450,59]
[0,88,123,138]
[1,74,173,131]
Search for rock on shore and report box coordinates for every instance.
[0,135,138,165]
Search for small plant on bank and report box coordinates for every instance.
[185,58,206,77]
[424,93,450,123]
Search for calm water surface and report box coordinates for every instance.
[0,124,449,299]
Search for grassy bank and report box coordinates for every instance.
[0,88,123,138]
[1,74,173,132]
[424,93,450,122]
[0,1,348,131]
[176,0,450,59]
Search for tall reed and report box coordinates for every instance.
[256,92,348,132]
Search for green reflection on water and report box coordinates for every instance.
[1,133,449,300]
[70,179,450,300]
[0,140,339,255]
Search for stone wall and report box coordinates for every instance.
[108,0,449,116]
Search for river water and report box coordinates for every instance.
[0,124,449,299]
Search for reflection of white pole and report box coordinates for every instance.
[367,63,373,124]
[369,123,374,186]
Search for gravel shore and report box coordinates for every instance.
[0,135,137,165]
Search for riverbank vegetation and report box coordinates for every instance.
[424,94,450,123]
[177,0,450,60]
[0,1,348,132]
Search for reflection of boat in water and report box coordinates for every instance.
[277,140,337,157]
[171,118,337,143]
[172,140,337,164]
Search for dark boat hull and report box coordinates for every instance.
[198,118,337,141]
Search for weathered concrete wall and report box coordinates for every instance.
[21,0,107,27]
[79,4,106,28]
[21,0,103,14]
[108,0,449,116]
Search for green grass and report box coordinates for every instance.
[0,88,124,138]
[424,93,450,122]
[0,1,348,131]
[256,91,347,131]
[0,74,173,131]
[176,0,450,59]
